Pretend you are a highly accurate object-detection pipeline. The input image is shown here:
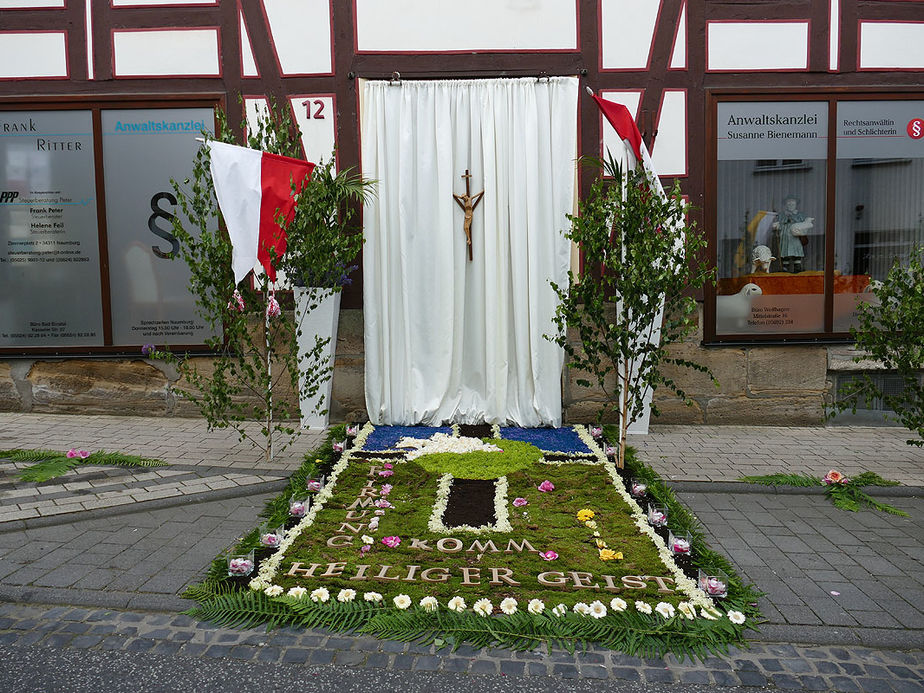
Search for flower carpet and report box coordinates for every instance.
[185,424,760,657]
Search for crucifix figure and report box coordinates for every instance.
[452,169,484,261]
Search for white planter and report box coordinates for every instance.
[294,286,341,430]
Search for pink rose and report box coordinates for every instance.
[381,536,401,548]
[512,497,528,507]
[539,550,558,561]
[383,463,393,470]
[378,470,394,478]
[380,484,393,496]
[66,449,91,459]
[346,425,360,437]
[823,470,848,485]
[589,426,603,438]
[605,446,617,457]
[332,441,345,453]
[260,533,280,547]
[538,480,555,493]
[306,480,322,492]
[374,499,392,509]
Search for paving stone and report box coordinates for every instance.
[308,649,334,665]
[679,670,711,684]
[280,647,309,664]
[441,657,470,673]
[609,667,641,681]
[828,676,862,693]
[414,655,441,671]
[470,659,498,675]
[391,654,415,670]
[552,663,579,678]
[643,668,675,684]
[499,660,525,676]
[857,678,898,693]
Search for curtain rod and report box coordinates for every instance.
[348,69,588,83]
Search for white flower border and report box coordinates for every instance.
[427,474,513,534]
[574,425,717,610]
[248,422,374,592]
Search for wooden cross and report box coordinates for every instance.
[452,169,484,261]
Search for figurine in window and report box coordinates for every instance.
[773,195,813,273]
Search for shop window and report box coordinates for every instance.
[710,95,924,341]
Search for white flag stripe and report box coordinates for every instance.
[208,141,264,284]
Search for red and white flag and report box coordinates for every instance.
[587,88,666,202]
[207,141,315,285]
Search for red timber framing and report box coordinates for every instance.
[1,0,922,340]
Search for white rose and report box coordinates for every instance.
[310,587,329,603]
[364,591,383,603]
[677,602,695,620]
[264,584,283,597]
[419,596,439,612]
[447,596,466,613]
[635,601,652,614]
[573,602,590,616]
[393,594,412,610]
[499,598,518,615]
[527,599,545,615]
[287,586,308,599]
[609,597,627,612]
[337,589,356,603]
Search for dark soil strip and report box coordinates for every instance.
[458,424,494,439]
[441,478,497,528]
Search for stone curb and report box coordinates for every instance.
[750,623,924,651]
[0,479,289,534]
[666,480,924,497]
[0,586,191,614]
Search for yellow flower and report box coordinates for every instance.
[595,538,608,549]
[599,549,622,561]
[576,509,595,522]
[584,520,598,530]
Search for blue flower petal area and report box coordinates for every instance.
[498,427,592,454]
[362,426,453,452]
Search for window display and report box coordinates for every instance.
[715,101,828,335]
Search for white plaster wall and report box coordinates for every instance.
[707,22,809,71]
[859,22,924,69]
[261,0,332,75]
[650,89,686,177]
[112,29,220,77]
[601,0,659,69]
[355,0,577,52]
[0,32,67,79]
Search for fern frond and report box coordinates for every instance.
[17,457,78,482]
[0,448,64,462]
[738,473,820,487]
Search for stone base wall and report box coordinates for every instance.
[0,307,870,426]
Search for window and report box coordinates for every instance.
[708,94,924,342]
[0,100,218,354]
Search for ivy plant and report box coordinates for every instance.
[548,155,715,469]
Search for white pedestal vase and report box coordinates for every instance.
[294,286,341,430]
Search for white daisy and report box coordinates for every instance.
[551,603,568,617]
[609,597,628,612]
[655,602,675,619]
[589,601,607,619]
[363,591,383,603]
[500,598,518,615]
[573,602,591,616]
[264,584,283,597]
[361,535,374,544]
[635,601,652,614]
[310,587,329,603]
[700,607,720,621]
[677,602,696,620]
[419,596,439,612]
[728,610,746,625]
[447,596,466,613]
[393,594,412,610]
[286,586,308,599]
[527,599,545,615]
[337,588,356,603]
[473,598,493,617]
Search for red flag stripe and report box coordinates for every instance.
[257,153,314,282]
[590,93,644,162]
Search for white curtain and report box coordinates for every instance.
[361,77,578,426]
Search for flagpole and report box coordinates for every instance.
[266,279,273,465]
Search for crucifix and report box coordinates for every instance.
[452,169,484,261]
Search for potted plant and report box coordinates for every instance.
[277,154,374,429]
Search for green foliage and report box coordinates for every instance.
[828,245,924,447]
[738,473,821,487]
[415,439,542,479]
[739,469,908,517]
[161,98,372,464]
[548,155,715,470]
[1,449,167,483]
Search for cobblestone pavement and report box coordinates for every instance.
[630,424,924,486]
[0,602,921,691]
[0,413,922,690]
[0,413,326,525]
